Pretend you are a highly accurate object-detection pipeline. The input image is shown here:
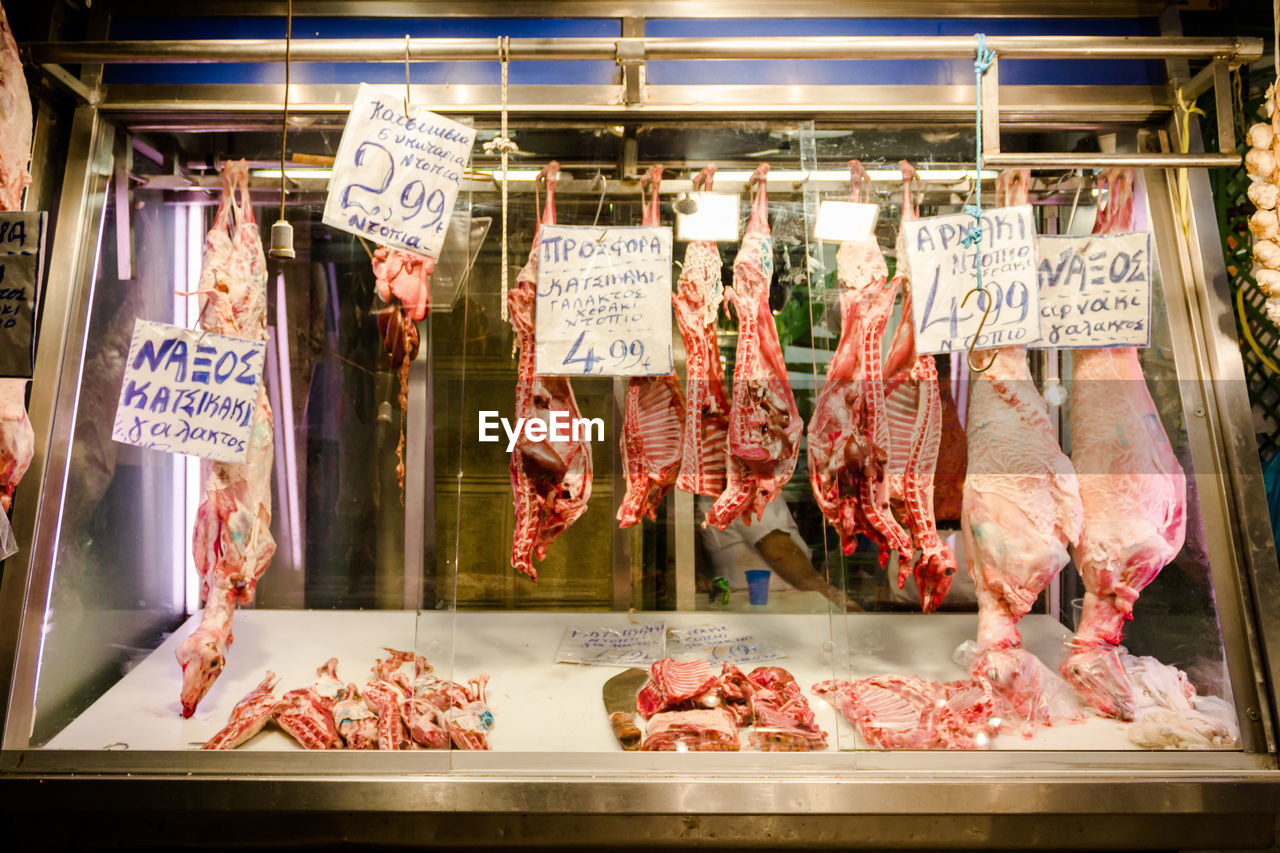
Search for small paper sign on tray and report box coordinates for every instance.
[675,192,740,242]
[322,83,476,259]
[903,204,1042,355]
[534,224,674,377]
[555,622,667,667]
[666,624,786,665]
[111,319,266,464]
[1032,232,1152,349]
[0,212,45,378]
[814,201,878,243]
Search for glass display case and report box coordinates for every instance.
[1,3,1279,848]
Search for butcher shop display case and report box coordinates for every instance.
[2,2,1280,848]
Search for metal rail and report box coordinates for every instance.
[25,35,1264,65]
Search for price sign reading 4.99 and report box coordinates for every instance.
[903,204,1042,355]
[534,225,674,377]
[322,83,476,259]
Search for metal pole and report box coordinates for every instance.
[25,34,1263,65]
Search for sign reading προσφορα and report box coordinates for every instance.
[904,204,1042,354]
[322,83,476,260]
[555,622,667,667]
[534,224,674,377]
[0,212,46,378]
[111,319,266,464]
[1031,232,1152,349]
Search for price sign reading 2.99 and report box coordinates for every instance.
[322,84,476,260]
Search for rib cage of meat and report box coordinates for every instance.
[808,160,911,562]
[674,164,731,497]
[177,161,277,718]
[705,163,802,529]
[618,165,686,526]
[1061,169,1187,721]
[372,245,432,493]
[963,169,1083,711]
[508,161,593,579]
[0,2,33,514]
[881,161,957,611]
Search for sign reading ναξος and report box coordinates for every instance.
[1031,232,1152,349]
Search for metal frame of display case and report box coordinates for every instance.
[1,3,1279,847]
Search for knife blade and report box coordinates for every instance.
[602,667,648,750]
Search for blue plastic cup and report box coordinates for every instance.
[745,570,771,606]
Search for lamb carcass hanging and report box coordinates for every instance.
[673,164,731,497]
[618,165,686,526]
[0,1,33,513]
[1061,169,1187,721]
[372,244,433,492]
[177,161,277,717]
[808,160,911,562]
[962,169,1083,722]
[508,162,593,579]
[705,163,801,528]
[882,161,957,611]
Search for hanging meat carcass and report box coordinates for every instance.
[882,161,957,611]
[673,164,731,497]
[963,169,1083,718]
[1061,169,1187,721]
[508,162,592,579]
[705,163,801,528]
[177,161,277,717]
[618,165,686,526]
[0,1,33,513]
[808,160,912,562]
[372,245,433,492]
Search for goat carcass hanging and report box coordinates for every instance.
[373,245,433,493]
[1062,169,1187,720]
[673,165,731,497]
[705,163,801,528]
[618,165,686,526]
[508,162,593,579]
[882,161,957,611]
[809,160,911,562]
[178,161,277,717]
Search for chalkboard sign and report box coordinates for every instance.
[534,224,674,377]
[1032,232,1152,349]
[0,212,45,379]
[111,319,266,463]
[322,84,476,259]
[903,204,1042,354]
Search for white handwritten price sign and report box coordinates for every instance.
[0,212,45,378]
[666,623,786,665]
[322,83,476,259]
[1032,232,1152,349]
[534,224,674,377]
[555,622,667,667]
[904,204,1042,354]
[111,319,266,464]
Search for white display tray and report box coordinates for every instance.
[46,609,1154,752]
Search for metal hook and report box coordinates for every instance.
[590,173,607,227]
[960,286,997,373]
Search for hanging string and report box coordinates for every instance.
[278,0,292,224]
[1173,86,1205,236]
[483,36,520,323]
[959,32,997,373]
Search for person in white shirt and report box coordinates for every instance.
[696,495,859,609]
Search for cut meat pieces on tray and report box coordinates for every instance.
[177,161,276,718]
[673,164,732,497]
[640,708,740,751]
[508,162,593,579]
[636,658,719,718]
[705,163,802,529]
[619,165,686,526]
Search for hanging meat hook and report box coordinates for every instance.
[961,285,997,373]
